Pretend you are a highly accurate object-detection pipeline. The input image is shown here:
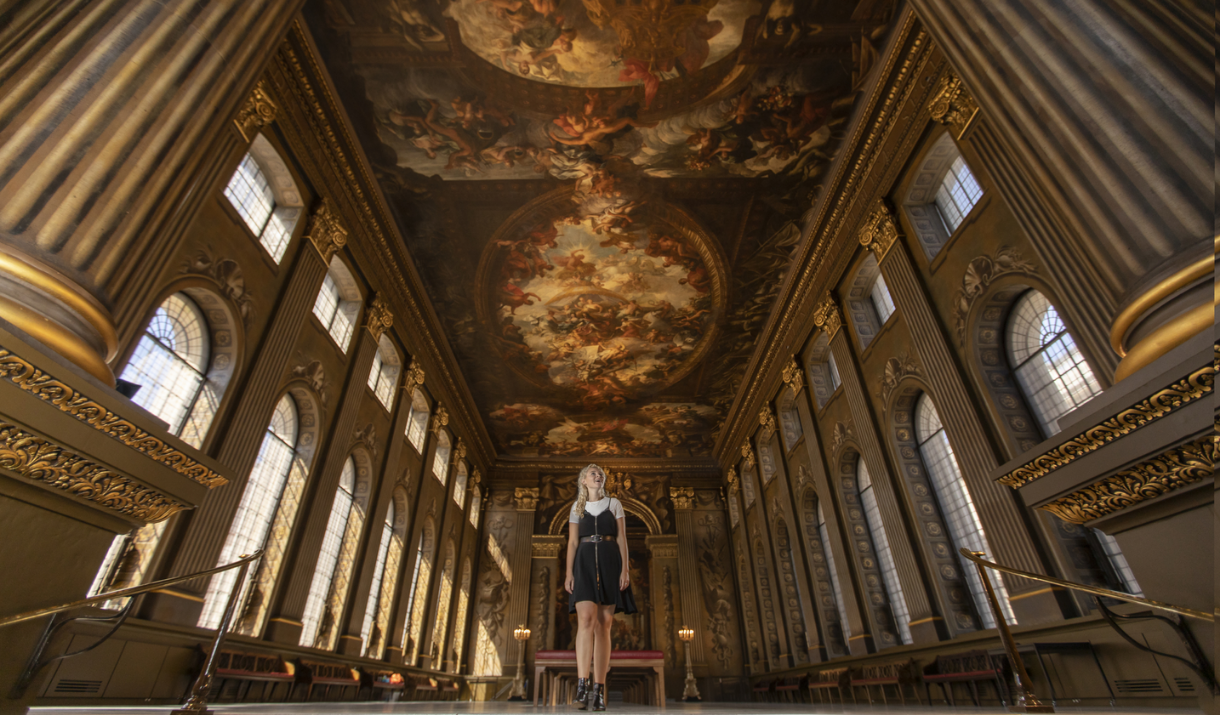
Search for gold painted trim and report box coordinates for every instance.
[0,249,118,360]
[269,617,303,626]
[339,634,362,642]
[150,588,205,603]
[907,616,942,626]
[998,361,1213,488]
[0,295,116,385]
[1114,300,1217,382]
[1111,236,1219,357]
[847,634,869,641]
[0,419,188,522]
[1006,586,1062,602]
[0,349,228,488]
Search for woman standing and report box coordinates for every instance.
[565,463,636,711]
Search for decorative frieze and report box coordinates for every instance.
[927,71,979,138]
[304,199,348,263]
[364,293,394,341]
[856,201,901,258]
[234,80,278,142]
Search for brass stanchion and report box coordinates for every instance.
[678,625,701,701]
[509,625,531,700]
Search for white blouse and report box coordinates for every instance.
[569,497,625,523]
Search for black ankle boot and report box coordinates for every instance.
[575,677,589,710]
[591,682,606,711]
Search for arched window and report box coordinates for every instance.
[1007,291,1102,436]
[121,293,215,445]
[453,462,468,507]
[300,458,359,647]
[403,517,437,664]
[857,460,911,645]
[360,500,396,655]
[469,488,482,528]
[869,274,896,324]
[934,156,983,234]
[845,254,890,349]
[806,332,841,410]
[915,394,1015,627]
[223,135,303,263]
[902,134,984,260]
[432,430,452,485]
[312,258,360,353]
[364,489,408,659]
[405,388,431,452]
[816,502,852,645]
[429,540,457,667]
[741,462,757,508]
[367,334,401,410]
[199,395,300,629]
[757,439,776,485]
[450,557,473,673]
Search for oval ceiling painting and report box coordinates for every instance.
[478,188,727,412]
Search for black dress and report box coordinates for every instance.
[568,502,638,614]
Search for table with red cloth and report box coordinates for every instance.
[532,650,665,707]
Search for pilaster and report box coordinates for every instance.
[505,487,539,678]
[669,488,707,670]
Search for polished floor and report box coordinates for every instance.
[31,705,1200,715]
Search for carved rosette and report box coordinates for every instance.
[514,487,540,511]
[304,199,348,263]
[782,357,804,395]
[430,405,450,435]
[927,72,979,138]
[812,294,843,338]
[758,406,777,439]
[234,80,277,142]
[365,293,394,341]
[857,201,900,258]
[669,486,695,511]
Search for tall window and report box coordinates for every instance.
[121,293,215,446]
[807,333,840,409]
[453,462,468,507]
[778,393,803,450]
[869,274,896,324]
[405,389,431,452]
[450,558,473,673]
[469,488,482,528]
[402,518,436,664]
[367,336,401,410]
[857,460,911,645]
[432,430,452,485]
[300,458,358,647]
[223,152,295,262]
[312,262,359,352]
[430,542,456,667]
[200,395,299,629]
[1008,291,1102,436]
[361,501,396,655]
[934,156,983,233]
[817,503,852,643]
[916,394,1015,627]
[1093,530,1143,596]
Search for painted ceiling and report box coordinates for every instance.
[305,0,895,460]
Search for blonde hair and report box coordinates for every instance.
[573,463,604,518]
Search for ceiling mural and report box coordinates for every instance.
[308,0,896,459]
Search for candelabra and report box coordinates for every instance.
[508,625,531,701]
[677,625,701,701]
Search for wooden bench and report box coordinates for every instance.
[533,650,665,706]
[295,658,359,701]
[210,648,294,702]
[849,659,921,705]
[922,650,1007,706]
[358,667,405,702]
[414,676,438,701]
[775,675,805,703]
[809,667,848,704]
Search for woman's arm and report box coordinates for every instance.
[617,512,630,590]
[565,521,579,593]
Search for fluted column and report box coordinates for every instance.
[0,0,306,384]
[737,464,789,671]
[670,487,708,673]
[724,474,764,674]
[859,207,1065,623]
[505,488,539,679]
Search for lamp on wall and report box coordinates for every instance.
[509,625,531,700]
[677,625,701,701]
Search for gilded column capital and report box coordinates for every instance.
[452,439,467,465]
[857,201,900,258]
[531,536,565,558]
[234,80,278,142]
[927,71,979,138]
[305,199,348,264]
[471,467,482,486]
[404,358,425,388]
[429,405,449,435]
[758,405,777,439]
[726,467,739,494]
[645,536,679,559]
[365,293,394,341]
[669,486,695,510]
[782,357,804,395]
[812,294,842,338]
[514,487,540,511]
[741,442,756,469]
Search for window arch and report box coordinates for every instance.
[312,257,361,353]
[1007,290,1102,436]
[429,539,457,667]
[367,334,401,410]
[453,461,469,507]
[403,516,437,664]
[405,388,431,452]
[845,254,891,350]
[432,430,453,485]
[300,454,371,649]
[365,487,410,658]
[361,500,396,656]
[805,332,841,409]
[856,459,911,645]
[469,487,482,528]
[902,133,984,260]
[223,134,303,263]
[450,556,473,673]
[778,391,803,449]
[200,394,302,629]
[915,394,1015,627]
[816,502,853,649]
[798,489,847,657]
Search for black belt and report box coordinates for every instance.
[580,535,615,543]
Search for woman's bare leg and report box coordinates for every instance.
[592,604,615,683]
[575,602,597,679]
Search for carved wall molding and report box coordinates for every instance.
[405,358,425,388]
[351,423,378,459]
[669,486,695,511]
[0,420,189,522]
[758,406,777,439]
[952,246,1036,345]
[878,354,921,404]
[741,442,756,469]
[831,422,853,453]
[999,362,1214,488]
[725,466,738,494]
[289,360,329,405]
[0,349,227,488]
[234,80,278,142]
[303,198,348,264]
[782,357,804,395]
[856,200,901,258]
[430,405,450,435]
[927,70,979,138]
[531,536,565,558]
[180,246,254,328]
[453,439,467,466]
[1040,436,1215,524]
[364,293,394,341]
[812,294,843,338]
[514,487,540,511]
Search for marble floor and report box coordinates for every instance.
[31,704,1201,715]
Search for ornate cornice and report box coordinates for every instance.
[857,200,901,258]
[234,80,277,142]
[1039,436,1215,524]
[669,486,695,510]
[781,357,804,395]
[514,487,539,511]
[304,198,348,264]
[0,349,227,488]
[812,294,843,338]
[364,293,394,341]
[758,406,777,439]
[999,362,1214,488]
[0,420,189,522]
[927,71,979,139]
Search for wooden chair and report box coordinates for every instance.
[850,659,921,705]
[922,650,1008,706]
[809,667,849,704]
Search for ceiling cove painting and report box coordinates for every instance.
[308,0,896,459]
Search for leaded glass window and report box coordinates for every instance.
[312,272,358,352]
[361,501,395,654]
[432,430,452,485]
[934,156,983,233]
[816,502,852,644]
[121,293,212,443]
[223,153,294,263]
[300,458,358,646]
[1008,291,1102,436]
[857,460,911,644]
[870,274,896,324]
[405,389,431,452]
[367,338,401,410]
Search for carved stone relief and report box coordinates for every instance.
[695,511,738,672]
[181,245,254,328]
[952,246,1036,345]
